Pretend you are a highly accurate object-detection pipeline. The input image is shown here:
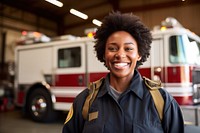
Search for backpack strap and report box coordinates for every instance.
[82,77,164,121]
[143,77,164,121]
[82,78,104,120]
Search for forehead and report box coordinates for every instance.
[109,31,132,37]
[106,31,137,44]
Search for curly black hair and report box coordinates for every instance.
[94,12,152,68]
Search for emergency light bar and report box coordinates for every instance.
[153,17,183,31]
[161,17,182,28]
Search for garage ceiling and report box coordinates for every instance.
[1,0,200,35]
[0,0,115,21]
[1,0,199,19]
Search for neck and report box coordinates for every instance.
[109,75,133,92]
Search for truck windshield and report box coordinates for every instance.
[169,34,200,65]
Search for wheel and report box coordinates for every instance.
[27,88,56,122]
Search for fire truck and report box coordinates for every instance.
[139,17,200,106]
[14,17,200,122]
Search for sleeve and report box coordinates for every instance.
[162,94,185,133]
[62,89,89,133]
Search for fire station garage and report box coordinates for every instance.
[0,0,200,132]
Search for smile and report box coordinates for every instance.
[113,62,129,69]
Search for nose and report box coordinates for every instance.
[115,49,126,59]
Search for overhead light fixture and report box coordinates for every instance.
[45,0,63,7]
[92,19,102,26]
[70,9,88,20]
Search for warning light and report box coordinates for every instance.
[160,26,167,31]
[22,31,27,35]
[33,32,41,37]
[84,28,97,38]
[87,32,95,38]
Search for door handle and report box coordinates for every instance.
[78,75,83,85]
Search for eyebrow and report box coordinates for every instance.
[107,42,135,45]
[124,42,135,45]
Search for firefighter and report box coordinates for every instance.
[62,12,184,133]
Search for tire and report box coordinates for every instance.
[27,88,56,122]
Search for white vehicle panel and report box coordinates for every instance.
[17,46,53,84]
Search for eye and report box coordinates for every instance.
[125,47,134,51]
[108,46,118,51]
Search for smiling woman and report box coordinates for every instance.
[62,11,185,133]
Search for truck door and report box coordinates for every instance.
[150,38,165,81]
[52,42,86,110]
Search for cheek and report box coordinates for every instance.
[130,52,140,59]
[105,51,113,60]
[104,53,113,67]
[104,52,109,65]
[104,56,111,66]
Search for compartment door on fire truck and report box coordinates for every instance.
[150,38,165,81]
[52,42,86,110]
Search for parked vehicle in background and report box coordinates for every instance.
[14,17,200,122]
[0,80,14,111]
[15,36,108,122]
[16,31,51,45]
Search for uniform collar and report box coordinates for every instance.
[128,70,144,100]
[97,70,144,100]
[97,75,110,98]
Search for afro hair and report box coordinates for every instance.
[94,11,152,68]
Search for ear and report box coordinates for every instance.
[137,55,142,61]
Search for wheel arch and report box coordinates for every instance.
[24,82,54,113]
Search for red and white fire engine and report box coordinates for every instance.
[14,17,200,122]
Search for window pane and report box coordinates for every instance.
[58,47,81,68]
[169,35,200,65]
[169,35,186,63]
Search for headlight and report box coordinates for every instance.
[0,88,5,97]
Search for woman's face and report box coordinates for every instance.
[105,31,141,79]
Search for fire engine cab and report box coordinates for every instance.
[139,17,200,106]
[14,17,200,122]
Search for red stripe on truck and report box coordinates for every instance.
[55,74,86,86]
[56,97,75,103]
[17,91,25,105]
[54,72,107,87]
[89,72,107,82]
[174,96,193,105]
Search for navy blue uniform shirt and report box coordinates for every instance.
[63,70,184,133]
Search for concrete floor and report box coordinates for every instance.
[0,107,200,133]
[0,109,64,133]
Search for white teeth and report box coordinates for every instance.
[114,63,128,67]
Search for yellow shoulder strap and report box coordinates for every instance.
[82,77,164,121]
[82,78,104,120]
[144,77,164,121]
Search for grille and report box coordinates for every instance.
[192,68,200,104]
[193,68,200,84]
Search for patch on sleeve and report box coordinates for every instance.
[64,104,74,124]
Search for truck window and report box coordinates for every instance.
[169,35,200,65]
[58,47,81,68]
